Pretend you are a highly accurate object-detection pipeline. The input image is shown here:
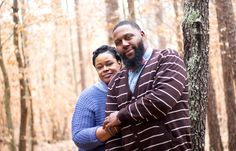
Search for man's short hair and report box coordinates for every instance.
[113,20,141,32]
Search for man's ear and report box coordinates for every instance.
[140,31,145,37]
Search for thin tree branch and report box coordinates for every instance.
[0,1,4,8]
[1,32,14,47]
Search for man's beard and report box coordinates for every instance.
[121,40,145,70]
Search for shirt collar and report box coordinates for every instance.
[94,80,108,93]
[143,46,153,63]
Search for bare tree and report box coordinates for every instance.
[127,0,135,21]
[12,0,33,150]
[105,0,119,44]
[121,0,127,19]
[215,0,236,149]
[74,0,86,90]
[154,1,166,49]
[0,14,17,151]
[173,0,183,56]
[66,0,78,95]
[207,67,224,151]
[182,0,209,150]
[20,0,36,150]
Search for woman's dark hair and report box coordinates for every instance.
[92,45,122,67]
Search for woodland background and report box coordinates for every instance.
[0,0,236,151]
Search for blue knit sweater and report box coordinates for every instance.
[72,80,108,151]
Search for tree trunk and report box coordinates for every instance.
[21,1,36,150]
[207,67,224,151]
[52,0,59,95]
[74,0,86,90]
[154,1,166,49]
[105,0,119,44]
[215,0,236,149]
[0,26,16,151]
[127,0,135,21]
[173,0,183,57]
[66,0,78,95]
[182,1,209,150]
[121,0,127,19]
[215,0,236,87]
[12,1,28,151]
[28,86,36,151]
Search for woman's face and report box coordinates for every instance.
[94,52,121,84]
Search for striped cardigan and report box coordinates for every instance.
[105,49,192,151]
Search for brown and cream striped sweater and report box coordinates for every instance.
[105,49,192,151]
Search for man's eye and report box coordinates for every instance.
[115,40,121,46]
[125,34,132,40]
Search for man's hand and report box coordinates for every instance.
[103,111,121,132]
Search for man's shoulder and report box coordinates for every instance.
[153,48,179,56]
[151,48,182,62]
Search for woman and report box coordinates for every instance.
[72,45,122,151]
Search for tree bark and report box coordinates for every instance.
[215,0,236,86]
[207,67,224,151]
[121,0,127,20]
[215,0,236,150]
[105,0,119,44]
[173,0,183,57]
[12,1,28,151]
[66,0,78,96]
[127,0,135,21]
[74,0,86,90]
[0,25,16,151]
[154,1,166,49]
[182,0,209,150]
[21,1,36,150]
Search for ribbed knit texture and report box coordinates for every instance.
[72,81,108,151]
[105,49,192,151]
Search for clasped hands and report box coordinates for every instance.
[103,111,121,136]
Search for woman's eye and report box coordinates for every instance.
[96,66,102,70]
[106,62,114,67]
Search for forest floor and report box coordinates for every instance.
[35,140,77,151]
[28,136,229,151]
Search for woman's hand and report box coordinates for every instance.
[96,125,120,142]
[103,111,121,133]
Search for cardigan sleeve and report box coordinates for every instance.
[72,91,103,150]
[117,49,188,123]
[105,81,123,151]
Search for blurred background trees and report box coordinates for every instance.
[0,0,235,150]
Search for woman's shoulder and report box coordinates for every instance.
[79,84,102,98]
[78,84,106,102]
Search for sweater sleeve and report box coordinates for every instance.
[72,91,103,150]
[117,49,188,123]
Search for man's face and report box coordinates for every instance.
[113,25,145,69]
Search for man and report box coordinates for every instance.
[103,20,192,151]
